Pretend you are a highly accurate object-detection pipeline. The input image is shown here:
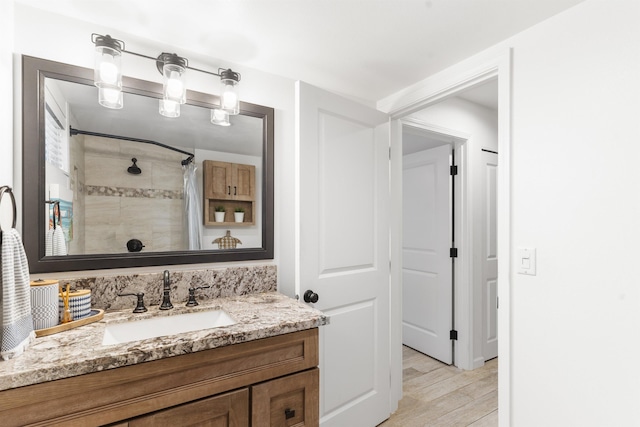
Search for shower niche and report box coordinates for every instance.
[203,160,256,226]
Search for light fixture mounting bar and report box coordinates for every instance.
[92,34,233,78]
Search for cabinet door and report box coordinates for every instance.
[129,388,249,427]
[252,369,319,427]
[204,160,233,200]
[231,163,255,201]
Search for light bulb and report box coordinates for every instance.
[98,87,123,109]
[99,58,119,85]
[222,87,238,110]
[166,71,184,99]
[211,108,230,126]
[159,99,180,118]
[162,59,186,104]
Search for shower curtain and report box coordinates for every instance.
[183,162,202,250]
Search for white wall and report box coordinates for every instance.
[9,4,298,296]
[409,97,498,370]
[0,2,14,229]
[507,2,640,424]
[382,0,640,425]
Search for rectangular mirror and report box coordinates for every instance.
[22,56,274,273]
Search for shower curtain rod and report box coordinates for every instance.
[69,127,194,165]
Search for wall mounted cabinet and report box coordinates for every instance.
[204,160,256,226]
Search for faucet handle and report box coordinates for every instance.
[186,286,211,307]
[118,292,148,313]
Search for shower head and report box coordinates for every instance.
[127,158,141,175]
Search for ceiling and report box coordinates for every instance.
[403,125,455,156]
[457,79,499,110]
[17,0,585,104]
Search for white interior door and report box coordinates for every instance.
[296,81,390,427]
[482,150,498,360]
[402,144,453,364]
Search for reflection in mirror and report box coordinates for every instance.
[44,78,263,254]
[23,56,274,273]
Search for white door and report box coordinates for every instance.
[402,144,453,364]
[482,150,499,360]
[296,81,390,427]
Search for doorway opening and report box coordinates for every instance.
[399,77,498,370]
[400,126,466,366]
[390,74,502,422]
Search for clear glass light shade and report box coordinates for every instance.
[159,99,181,118]
[211,108,230,126]
[163,63,186,104]
[220,79,239,115]
[98,87,123,109]
[94,46,122,89]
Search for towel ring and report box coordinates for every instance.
[0,185,17,232]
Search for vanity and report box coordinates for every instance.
[7,51,324,426]
[0,292,326,426]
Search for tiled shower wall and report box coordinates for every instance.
[81,135,186,254]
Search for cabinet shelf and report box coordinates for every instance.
[204,199,254,226]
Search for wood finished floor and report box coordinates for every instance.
[378,346,498,427]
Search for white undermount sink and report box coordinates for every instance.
[102,309,236,346]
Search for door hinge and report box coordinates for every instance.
[389,147,392,160]
[450,330,458,340]
[450,248,458,258]
[450,165,458,176]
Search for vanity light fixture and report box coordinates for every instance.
[158,52,187,117]
[91,33,242,120]
[93,34,124,109]
[219,68,240,115]
[211,108,231,126]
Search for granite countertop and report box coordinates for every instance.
[0,292,327,391]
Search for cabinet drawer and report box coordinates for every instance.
[252,369,319,427]
[129,388,249,427]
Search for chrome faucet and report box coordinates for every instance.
[159,270,173,310]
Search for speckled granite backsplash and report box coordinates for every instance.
[43,266,277,311]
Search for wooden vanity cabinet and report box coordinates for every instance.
[252,368,319,426]
[127,389,249,426]
[0,329,318,427]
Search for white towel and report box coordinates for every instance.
[1,228,35,360]
[52,226,67,256]
[45,228,53,256]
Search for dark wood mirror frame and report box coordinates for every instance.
[22,55,274,273]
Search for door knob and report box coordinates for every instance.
[303,290,319,303]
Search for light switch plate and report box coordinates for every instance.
[517,247,536,275]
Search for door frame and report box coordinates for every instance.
[399,120,470,367]
[386,49,512,425]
